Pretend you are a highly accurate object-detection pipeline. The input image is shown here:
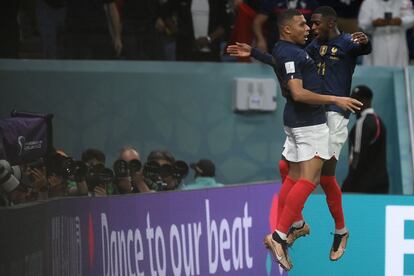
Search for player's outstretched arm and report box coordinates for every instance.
[288,79,363,113]
[227,42,275,66]
[227,42,252,57]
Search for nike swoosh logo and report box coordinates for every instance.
[275,250,283,261]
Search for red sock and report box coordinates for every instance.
[277,176,295,224]
[320,176,345,230]
[277,179,316,234]
[279,159,289,183]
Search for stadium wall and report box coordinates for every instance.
[0,182,413,276]
[0,60,410,193]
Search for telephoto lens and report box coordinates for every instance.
[113,159,129,178]
[0,159,21,193]
[173,160,189,179]
[73,161,88,182]
[128,159,142,175]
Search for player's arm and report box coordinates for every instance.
[350,32,372,55]
[227,43,276,65]
[287,79,363,113]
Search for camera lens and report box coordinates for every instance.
[113,159,129,178]
[159,164,173,178]
[0,160,20,192]
[129,159,142,174]
[73,161,88,182]
[173,160,189,179]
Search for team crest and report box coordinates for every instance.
[319,45,328,56]
[331,47,338,55]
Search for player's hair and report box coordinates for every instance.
[313,6,338,21]
[277,9,303,29]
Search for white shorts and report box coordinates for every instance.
[282,123,330,163]
[326,111,349,160]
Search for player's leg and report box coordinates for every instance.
[321,112,350,260]
[265,124,329,271]
[278,140,305,231]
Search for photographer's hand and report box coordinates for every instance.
[48,175,61,189]
[94,186,107,196]
[30,168,48,192]
[132,171,151,193]
[116,178,133,194]
[76,180,89,196]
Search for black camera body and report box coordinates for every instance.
[113,159,142,178]
[45,153,113,191]
[142,160,189,191]
[86,163,114,191]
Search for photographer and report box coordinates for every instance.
[46,149,113,197]
[112,146,144,194]
[24,158,49,200]
[78,148,107,196]
[141,150,189,192]
[44,151,72,198]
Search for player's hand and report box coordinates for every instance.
[334,97,363,113]
[226,42,252,57]
[351,32,368,45]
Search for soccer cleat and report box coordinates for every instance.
[330,232,349,261]
[264,233,293,271]
[286,222,311,246]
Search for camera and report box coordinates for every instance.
[0,159,22,193]
[45,153,88,182]
[86,163,114,191]
[113,159,142,178]
[142,160,189,191]
[45,153,114,191]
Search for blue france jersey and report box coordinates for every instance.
[306,33,372,116]
[272,40,326,128]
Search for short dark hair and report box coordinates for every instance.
[81,148,106,164]
[313,6,338,20]
[351,85,373,101]
[277,9,303,29]
[190,159,216,177]
[147,150,175,164]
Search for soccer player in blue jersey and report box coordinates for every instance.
[304,6,371,261]
[229,9,362,271]
[277,6,371,262]
[228,6,371,265]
